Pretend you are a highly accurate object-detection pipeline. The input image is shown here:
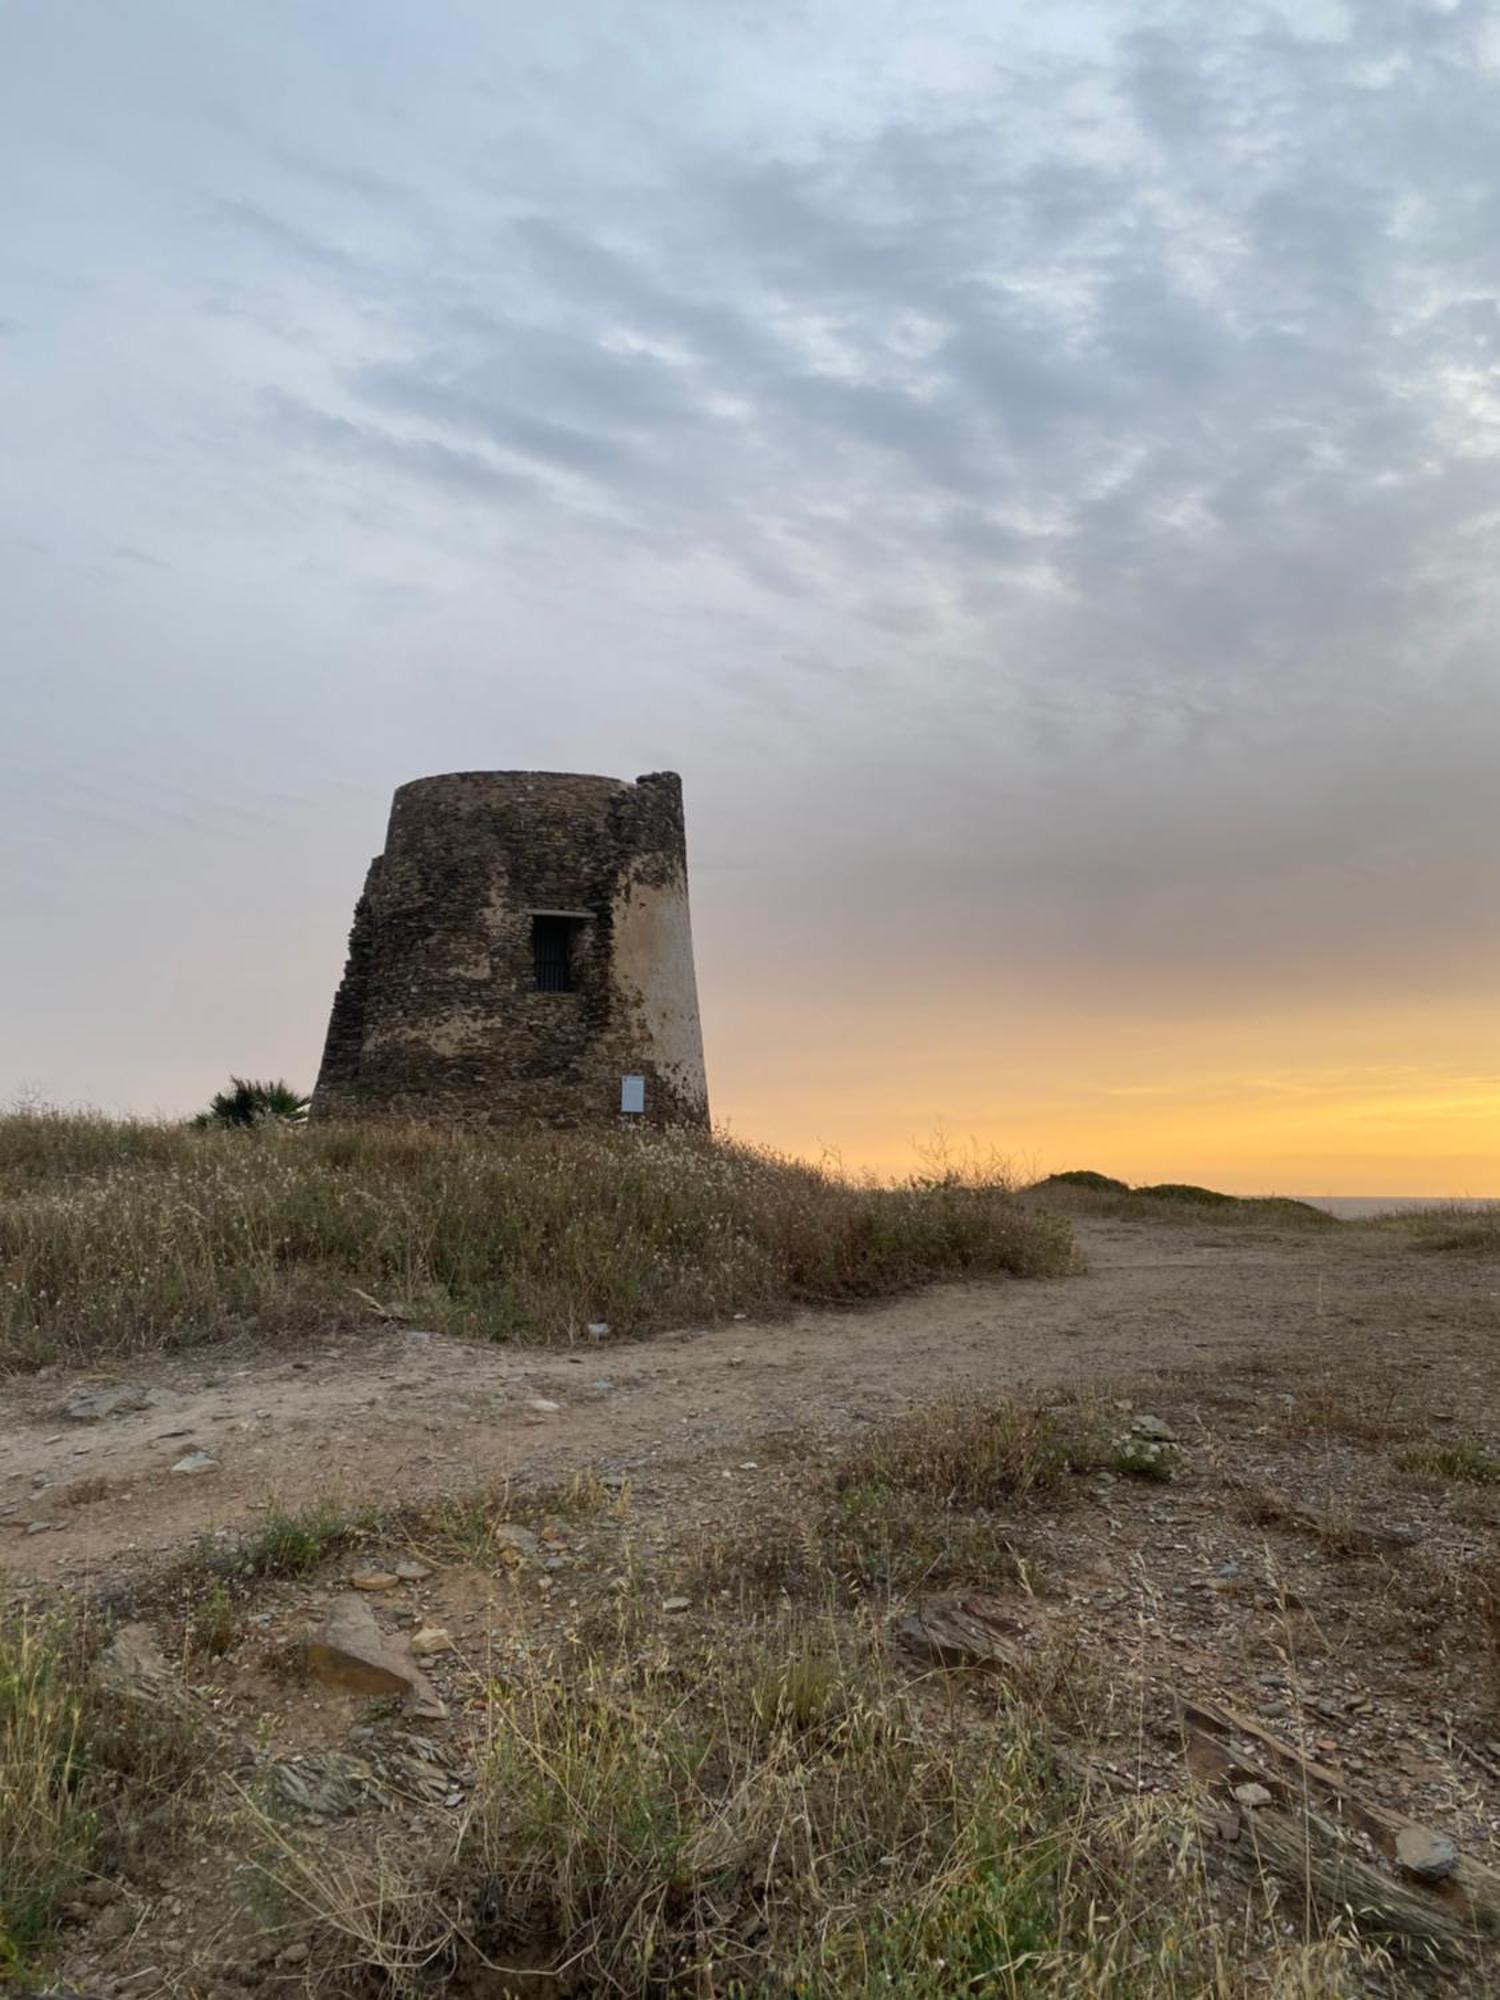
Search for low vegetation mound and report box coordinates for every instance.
[1134,1180,1238,1205]
[1033,1168,1131,1194]
[0,1109,1072,1369]
[1029,1169,1335,1228]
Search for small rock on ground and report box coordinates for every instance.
[1395,1824,1459,1882]
[306,1594,424,1699]
[170,1450,218,1475]
[63,1385,152,1423]
[1130,1414,1177,1442]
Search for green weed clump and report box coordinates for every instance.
[1395,1437,1500,1485]
[1111,1436,1179,1482]
[229,1501,368,1580]
[0,1111,1072,1368]
[265,1596,1385,1999]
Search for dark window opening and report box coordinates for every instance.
[531,914,579,992]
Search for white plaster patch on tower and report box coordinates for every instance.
[610,860,708,1114]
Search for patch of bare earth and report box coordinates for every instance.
[6,1214,1500,1995]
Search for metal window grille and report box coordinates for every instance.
[531,915,577,992]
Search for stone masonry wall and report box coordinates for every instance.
[310,770,710,1129]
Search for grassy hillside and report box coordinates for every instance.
[0,1111,1072,1369]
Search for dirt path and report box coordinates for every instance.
[14,1213,1500,2000]
[0,1216,1486,1589]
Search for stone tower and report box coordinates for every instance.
[310,770,709,1129]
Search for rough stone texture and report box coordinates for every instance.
[304,1594,411,1697]
[1395,1824,1459,1883]
[304,1592,445,1717]
[311,769,710,1129]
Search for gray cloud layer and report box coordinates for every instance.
[1,0,1497,1121]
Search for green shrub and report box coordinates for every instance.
[191,1078,309,1129]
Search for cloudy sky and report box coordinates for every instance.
[3,0,1498,1191]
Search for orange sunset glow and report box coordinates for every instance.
[4,3,1498,1201]
[705,978,1500,1195]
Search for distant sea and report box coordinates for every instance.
[1298,1195,1500,1220]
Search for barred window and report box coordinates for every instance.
[531,915,578,992]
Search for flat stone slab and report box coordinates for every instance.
[305,1593,446,1717]
[63,1385,152,1423]
[305,1594,413,1697]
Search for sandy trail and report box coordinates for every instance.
[0,1217,1461,1588]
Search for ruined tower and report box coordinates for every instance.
[310,770,710,1129]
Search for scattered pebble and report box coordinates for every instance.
[1131,1414,1177,1442]
[1395,1825,1458,1883]
[350,1570,400,1592]
[62,1385,151,1423]
[409,1625,454,1656]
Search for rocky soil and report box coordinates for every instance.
[5,1213,1500,1996]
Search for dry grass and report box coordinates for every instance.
[692,1396,1100,1606]
[5,1390,1414,1995]
[0,1110,1072,1369]
[833,1396,1087,1508]
[0,1616,92,1975]
[0,1612,202,1981]
[258,1605,1385,1999]
[247,1398,1394,1998]
[1281,1387,1412,1446]
[1471,1555,1500,1718]
[1231,1480,1399,1559]
[1372,1206,1500,1256]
